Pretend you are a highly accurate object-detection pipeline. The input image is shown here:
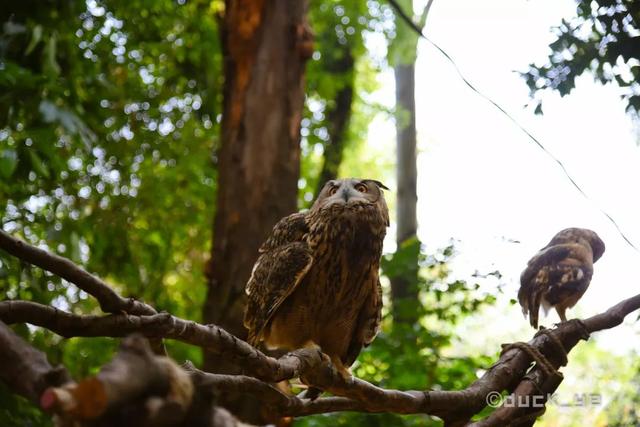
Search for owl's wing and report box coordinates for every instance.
[244,213,312,345]
[343,278,383,368]
[518,243,591,328]
[258,212,308,253]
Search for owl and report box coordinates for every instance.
[243,178,389,382]
[518,228,605,329]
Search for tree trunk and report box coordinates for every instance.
[315,48,354,196]
[203,0,310,375]
[391,62,419,324]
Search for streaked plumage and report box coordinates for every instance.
[518,227,605,329]
[243,178,389,378]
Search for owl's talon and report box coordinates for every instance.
[338,369,352,383]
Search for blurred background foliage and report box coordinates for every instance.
[1,0,637,426]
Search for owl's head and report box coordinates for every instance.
[549,227,606,262]
[312,178,390,225]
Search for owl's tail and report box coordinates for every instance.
[528,289,543,329]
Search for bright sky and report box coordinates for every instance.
[415,0,640,342]
[367,0,640,421]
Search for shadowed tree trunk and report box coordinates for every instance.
[391,61,419,323]
[389,0,434,325]
[315,47,354,197]
[203,0,311,376]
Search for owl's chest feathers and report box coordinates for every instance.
[307,216,383,290]
[263,205,386,353]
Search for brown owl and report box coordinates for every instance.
[243,178,389,383]
[518,227,605,329]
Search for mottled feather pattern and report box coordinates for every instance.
[243,179,389,376]
[243,242,313,345]
[258,212,308,253]
[518,228,604,329]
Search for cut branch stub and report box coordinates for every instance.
[41,334,193,423]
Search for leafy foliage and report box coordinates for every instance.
[299,0,387,206]
[522,0,640,114]
[603,355,640,426]
[1,1,221,421]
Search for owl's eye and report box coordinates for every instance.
[328,186,339,196]
[355,183,368,193]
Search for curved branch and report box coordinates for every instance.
[0,300,298,382]
[185,363,370,417]
[584,292,640,332]
[4,293,640,425]
[0,230,156,316]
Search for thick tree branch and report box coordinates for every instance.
[0,300,299,382]
[0,320,70,404]
[0,230,166,353]
[584,292,640,332]
[184,362,370,417]
[40,334,241,427]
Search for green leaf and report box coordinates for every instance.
[0,149,18,179]
[27,149,50,178]
[25,25,43,55]
[43,32,61,77]
[69,232,81,263]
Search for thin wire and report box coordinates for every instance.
[386,0,639,252]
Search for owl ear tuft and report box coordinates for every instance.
[369,180,389,191]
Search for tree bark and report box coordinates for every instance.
[202,0,310,373]
[391,61,419,323]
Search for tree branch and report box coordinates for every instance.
[418,0,435,29]
[0,320,70,404]
[40,334,242,427]
[3,292,640,425]
[0,230,166,353]
[2,230,640,425]
[0,230,156,316]
[0,300,299,382]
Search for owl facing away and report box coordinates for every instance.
[518,227,605,329]
[243,178,389,379]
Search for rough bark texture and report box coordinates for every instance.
[203,0,310,373]
[391,62,420,323]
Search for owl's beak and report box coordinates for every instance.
[340,187,351,202]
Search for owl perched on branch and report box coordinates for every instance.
[518,228,605,329]
[243,178,389,381]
